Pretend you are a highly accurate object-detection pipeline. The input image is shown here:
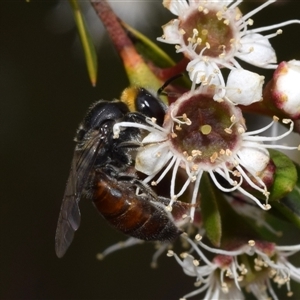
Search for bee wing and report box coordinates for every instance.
[55,133,103,258]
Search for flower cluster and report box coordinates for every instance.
[110,0,300,298]
[158,0,300,89]
[168,236,300,299]
[83,0,300,299]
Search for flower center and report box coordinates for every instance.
[180,8,235,58]
[169,93,244,168]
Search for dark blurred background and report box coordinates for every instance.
[1,1,300,299]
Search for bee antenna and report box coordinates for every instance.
[157,74,183,96]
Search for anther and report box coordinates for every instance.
[248,240,256,246]
[193,259,200,266]
[247,18,254,26]
[166,205,173,212]
[224,128,232,134]
[223,19,229,25]
[216,11,222,20]
[193,28,199,35]
[195,234,202,241]
[198,6,203,12]
[210,152,218,163]
[180,252,188,259]
[282,118,292,124]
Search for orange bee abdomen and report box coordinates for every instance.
[92,171,182,241]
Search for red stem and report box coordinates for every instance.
[90,0,132,52]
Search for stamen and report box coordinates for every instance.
[223,19,229,26]
[153,155,177,185]
[174,176,192,200]
[242,117,277,136]
[247,20,300,35]
[189,170,202,221]
[198,6,204,12]
[236,186,271,210]
[216,11,222,21]
[248,240,256,247]
[170,157,181,202]
[276,244,300,254]
[237,0,276,27]
[182,282,211,299]
[244,119,294,142]
[266,278,279,300]
[209,170,242,193]
[151,243,169,268]
[96,237,143,260]
[185,237,216,266]
[113,121,166,139]
[247,19,254,26]
[235,164,267,196]
[227,0,243,11]
[203,8,209,15]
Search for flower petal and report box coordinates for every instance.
[162,0,189,16]
[135,144,171,175]
[238,33,277,67]
[157,19,182,44]
[237,146,270,174]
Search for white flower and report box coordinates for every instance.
[265,60,300,119]
[169,236,300,300]
[158,0,300,85]
[113,87,299,218]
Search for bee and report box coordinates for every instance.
[55,86,183,258]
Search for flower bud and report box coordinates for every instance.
[265,60,300,119]
[226,69,264,105]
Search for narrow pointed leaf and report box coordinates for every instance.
[200,173,222,247]
[69,0,98,86]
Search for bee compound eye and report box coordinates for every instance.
[136,88,166,126]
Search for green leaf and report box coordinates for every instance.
[200,174,265,247]
[269,149,297,201]
[121,21,175,68]
[272,162,300,228]
[200,173,222,247]
[69,0,98,86]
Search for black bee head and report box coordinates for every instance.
[75,101,129,142]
